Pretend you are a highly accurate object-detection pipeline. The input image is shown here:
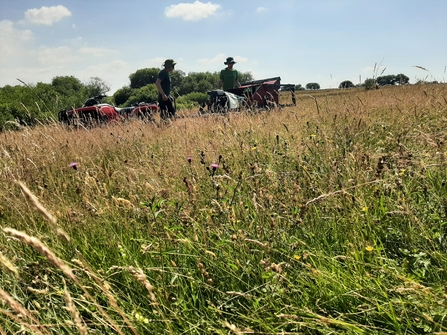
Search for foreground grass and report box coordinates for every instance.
[1,84,447,334]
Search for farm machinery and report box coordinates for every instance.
[204,77,296,113]
[58,95,158,126]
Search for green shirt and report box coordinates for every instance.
[220,68,239,91]
[157,69,171,101]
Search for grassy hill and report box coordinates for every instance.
[1,83,447,334]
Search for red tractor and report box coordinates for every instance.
[58,95,159,126]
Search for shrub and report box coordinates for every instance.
[364,78,378,90]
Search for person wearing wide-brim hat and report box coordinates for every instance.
[219,57,241,91]
[155,59,177,120]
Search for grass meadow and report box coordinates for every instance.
[1,84,447,334]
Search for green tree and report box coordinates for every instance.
[376,75,396,86]
[84,76,110,97]
[196,80,213,94]
[51,75,87,109]
[339,80,355,89]
[113,86,134,106]
[0,83,56,127]
[129,68,159,89]
[51,76,83,95]
[364,78,378,90]
[170,70,186,92]
[396,73,409,85]
[179,72,219,95]
[306,82,320,90]
[124,84,158,106]
[376,74,409,86]
[239,71,254,84]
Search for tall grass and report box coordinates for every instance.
[1,84,447,334]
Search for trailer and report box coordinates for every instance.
[205,77,296,113]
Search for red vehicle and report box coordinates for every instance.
[227,77,296,108]
[58,95,158,126]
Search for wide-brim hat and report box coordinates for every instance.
[224,57,236,65]
[163,59,177,68]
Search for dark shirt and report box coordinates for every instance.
[157,69,171,101]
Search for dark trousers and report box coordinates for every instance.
[159,98,176,120]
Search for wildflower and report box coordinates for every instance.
[69,162,78,170]
[365,246,374,252]
[293,254,301,261]
[187,156,192,163]
[210,163,219,170]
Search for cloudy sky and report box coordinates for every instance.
[1,0,446,93]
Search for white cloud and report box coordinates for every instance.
[235,56,248,63]
[25,5,71,25]
[79,60,132,92]
[79,47,118,57]
[256,7,268,13]
[165,1,220,21]
[38,46,81,65]
[198,54,248,64]
[0,21,33,59]
[197,53,227,64]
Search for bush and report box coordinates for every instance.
[339,80,355,89]
[114,86,134,106]
[124,84,158,106]
[306,82,320,90]
[184,92,209,105]
[364,78,379,90]
[175,92,209,111]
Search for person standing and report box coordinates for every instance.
[219,57,241,91]
[155,59,176,120]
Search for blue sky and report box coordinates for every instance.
[1,0,446,93]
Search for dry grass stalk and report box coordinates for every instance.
[127,266,176,334]
[305,180,381,206]
[17,181,57,226]
[128,266,156,302]
[73,255,139,335]
[0,310,43,335]
[244,238,269,249]
[63,281,88,335]
[0,252,19,278]
[224,321,244,335]
[0,287,50,335]
[27,287,49,295]
[3,228,76,282]
[2,246,131,335]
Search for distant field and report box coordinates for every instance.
[1,83,447,334]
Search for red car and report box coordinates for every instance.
[58,95,158,126]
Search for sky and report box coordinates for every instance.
[1,0,446,94]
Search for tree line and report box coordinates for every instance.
[0,68,424,131]
[338,74,410,89]
[0,69,255,130]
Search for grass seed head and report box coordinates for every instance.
[17,181,57,225]
[3,228,76,281]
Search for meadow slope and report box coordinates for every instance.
[1,84,447,334]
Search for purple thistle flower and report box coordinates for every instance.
[69,162,78,170]
[210,163,219,170]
